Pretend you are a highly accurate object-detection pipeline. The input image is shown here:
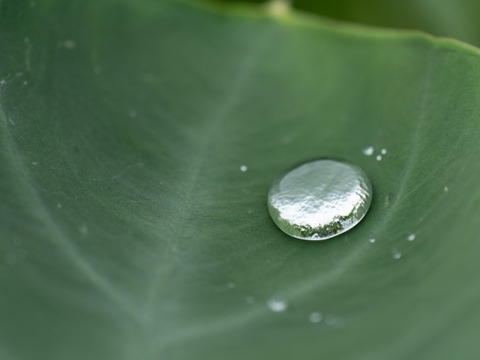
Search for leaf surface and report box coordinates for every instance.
[1,1,480,359]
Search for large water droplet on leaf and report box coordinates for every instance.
[267,159,372,241]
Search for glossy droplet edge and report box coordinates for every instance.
[267,159,373,241]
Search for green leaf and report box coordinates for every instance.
[290,0,480,46]
[222,0,480,47]
[1,1,480,359]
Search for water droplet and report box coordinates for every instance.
[57,203,62,209]
[79,225,89,235]
[369,237,376,243]
[64,40,76,49]
[267,159,372,241]
[246,296,254,304]
[31,161,38,166]
[392,248,402,260]
[267,296,288,312]
[58,40,76,49]
[325,314,336,326]
[240,165,248,172]
[381,148,387,155]
[376,155,382,161]
[227,282,235,289]
[309,312,323,323]
[128,110,137,118]
[362,146,374,156]
[444,186,449,193]
[407,233,416,241]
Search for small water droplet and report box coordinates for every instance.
[23,81,28,85]
[444,186,449,193]
[325,314,336,326]
[79,225,89,235]
[227,282,235,289]
[407,233,416,241]
[267,296,288,312]
[267,159,372,241]
[246,296,254,304]
[58,40,76,49]
[369,237,376,243]
[240,165,248,172]
[31,161,38,166]
[376,155,382,161]
[57,203,62,209]
[309,312,323,323]
[392,248,402,260]
[381,148,387,155]
[362,146,374,156]
[128,110,137,118]
[64,40,76,49]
